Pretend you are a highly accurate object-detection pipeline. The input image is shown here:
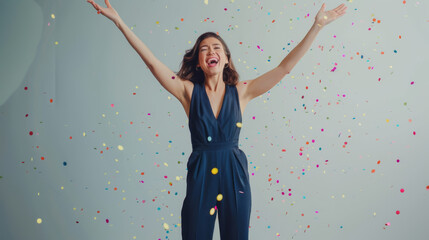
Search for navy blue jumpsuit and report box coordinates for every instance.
[181,80,252,240]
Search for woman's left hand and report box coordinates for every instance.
[315,3,347,28]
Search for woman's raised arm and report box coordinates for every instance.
[87,0,187,102]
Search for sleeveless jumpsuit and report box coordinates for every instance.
[181,80,252,240]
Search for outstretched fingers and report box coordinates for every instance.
[332,3,345,12]
[105,0,112,8]
[87,0,104,13]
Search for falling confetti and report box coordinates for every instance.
[163,222,169,230]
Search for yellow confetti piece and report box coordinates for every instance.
[83,132,86,137]
[51,14,55,19]
[164,162,168,167]
[61,186,64,190]
[118,145,124,151]
[163,222,169,230]
[236,122,242,128]
[37,218,42,224]
[217,194,223,201]
[204,0,209,5]
[209,207,215,215]
[211,168,218,175]
[323,15,328,20]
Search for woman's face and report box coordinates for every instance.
[197,37,229,76]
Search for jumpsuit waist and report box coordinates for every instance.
[192,141,238,151]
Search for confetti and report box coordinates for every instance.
[209,207,215,215]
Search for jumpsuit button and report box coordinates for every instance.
[211,167,218,175]
[217,194,223,201]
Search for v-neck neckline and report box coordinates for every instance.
[203,82,227,121]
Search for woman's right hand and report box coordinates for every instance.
[87,0,120,24]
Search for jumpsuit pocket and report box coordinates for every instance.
[187,152,197,171]
[233,149,249,184]
[186,151,200,181]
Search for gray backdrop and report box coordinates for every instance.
[1,0,428,239]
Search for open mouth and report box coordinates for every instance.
[207,58,219,67]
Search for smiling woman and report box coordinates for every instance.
[85,1,347,239]
[176,32,239,86]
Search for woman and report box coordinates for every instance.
[87,1,347,239]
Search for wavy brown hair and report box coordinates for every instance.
[176,32,239,86]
